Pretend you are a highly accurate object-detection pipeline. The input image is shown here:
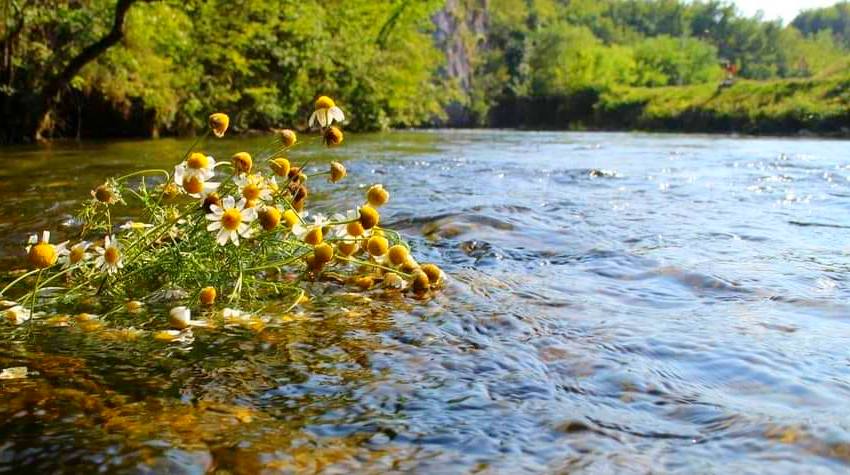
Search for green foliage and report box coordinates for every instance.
[633,35,722,86]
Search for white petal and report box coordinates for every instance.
[230,232,239,246]
[210,204,223,216]
[241,207,257,221]
[207,221,222,231]
[235,198,247,210]
[308,110,319,127]
[42,231,50,243]
[217,229,230,245]
[222,196,235,209]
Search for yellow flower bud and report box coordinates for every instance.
[258,206,281,231]
[411,269,431,294]
[366,184,389,207]
[283,209,299,228]
[323,126,344,146]
[232,152,253,174]
[209,113,229,138]
[314,243,334,263]
[387,245,409,266]
[346,221,365,237]
[304,227,323,246]
[200,286,217,305]
[329,161,347,183]
[269,158,291,177]
[367,236,389,256]
[421,263,443,287]
[280,129,297,147]
[337,241,358,256]
[359,205,380,230]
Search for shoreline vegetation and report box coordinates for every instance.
[4,1,850,142]
[490,76,850,137]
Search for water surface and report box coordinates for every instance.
[1,131,849,473]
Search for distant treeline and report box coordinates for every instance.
[3,0,850,142]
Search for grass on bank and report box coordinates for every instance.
[596,74,850,135]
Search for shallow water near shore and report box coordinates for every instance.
[1,130,849,473]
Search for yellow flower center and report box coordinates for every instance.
[330,161,347,183]
[242,183,262,201]
[187,153,210,169]
[315,96,335,109]
[183,176,204,194]
[104,247,120,265]
[28,243,57,268]
[221,208,242,231]
[69,246,85,264]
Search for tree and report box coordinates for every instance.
[0,0,150,142]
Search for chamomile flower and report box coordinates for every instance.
[235,173,275,204]
[206,196,257,246]
[4,305,31,325]
[175,152,217,182]
[209,113,229,138]
[26,231,67,269]
[94,235,123,274]
[91,181,120,205]
[59,241,91,268]
[308,95,345,128]
[292,213,328,242]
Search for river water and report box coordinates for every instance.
[0,130,849,473]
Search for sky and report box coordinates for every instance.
[731,0,839,23]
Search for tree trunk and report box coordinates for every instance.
[33,0,146,141]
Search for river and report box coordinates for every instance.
[0,130,849,473]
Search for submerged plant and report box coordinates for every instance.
[1,97,443,334]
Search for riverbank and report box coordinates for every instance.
[490,75,850,137]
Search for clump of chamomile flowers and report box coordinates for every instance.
[1,96,444,337]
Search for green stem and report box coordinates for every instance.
[0,268,41,296]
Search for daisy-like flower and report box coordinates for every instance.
[206,196,257,246]
[59,241,91,268]
[119,221,154,232]
[235,173,275,205]
[94,235,123,274]
[168,306,208,330]
[4,305,31,325]
[308,96,345,129]
[292,213,328,242]
[175,153,217,182]
[91,181,120,205]
[26,231,66,269]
